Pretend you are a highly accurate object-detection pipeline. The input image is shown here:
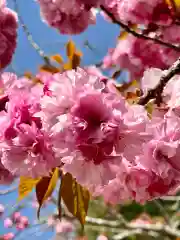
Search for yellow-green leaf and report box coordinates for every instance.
[66,40,76,59]
[50,54,64,64]
[60,173,90,226]
[165,0,180,12]
[166,0,180,7]
[36,168,59,218]
[118,30,129,40]
[24,71,33,79]
[118,24,137,40]
[18,177,41,201]
[174,0,180,8]
[116,80,137,93]
[39,64,60,74]
[63,61,73,71]
[145,100,155,118]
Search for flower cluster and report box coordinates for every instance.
[37,0,97,34]
[0,0,18,69]
[1,66,180,203]
[103,36,179,80]
[102,0,180,80]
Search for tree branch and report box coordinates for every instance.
[0,186,17,195]
[100,5,180,52]
[85,216,180,238]
[138,57,180,105]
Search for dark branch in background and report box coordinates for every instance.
[13,0,51,65]
[100,5,180,52]
[138,57,180,105]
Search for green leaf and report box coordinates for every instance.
[18,177,40,201]
[36,168,59,218]
[60,173,90,227]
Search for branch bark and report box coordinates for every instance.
[138,57,180,105]
[100,5,180,52]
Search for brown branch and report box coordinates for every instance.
[100,5,180,52]
[138,57,180,105]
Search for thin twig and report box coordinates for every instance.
[138,57,180,105]
[100,5,180,52]
[0,186,17,195]
[161,196,180,201]
[153,200,171,224]
[85,216,180,238]
[13,0,51,65]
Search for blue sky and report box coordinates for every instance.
[0,0,121,239]
[7,0,120,74]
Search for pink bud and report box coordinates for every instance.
[3,233,14,240]
[16,223,25,231]
[47,216,55,227]
[0,204,5,216]
[96,235,108,240]
[12,212,21,223]
[20,216,29,227]
[55,219,74,233]
[4,218,13,228]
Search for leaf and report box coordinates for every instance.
[24,71,33,79]
[165,0,180,8]
[18,177,40,201]
[112,69,122,79]
[63,61,72,71]
[116,80,137,93]
[118,30,129,40]
[174,0,180,8]
[72,51,82,69]
[36,168,59,218]
[50,54,64,64]
[39,64,60,74]
[63,51,82,70]
[66,40,76,59]
[60,173,90,226]
[145,100,154,118]
[118,24,137,40]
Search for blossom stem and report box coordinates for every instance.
[100,5,180,52]
[138,57,180,105]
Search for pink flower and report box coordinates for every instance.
[47,216,56,227]
[0,156,15,184]
[0,204,5,215]
[103,0,172,25]
[12,212,21,223]
[3,232,14,240]
[160,24,180,43]
[103,36,169,80]
[140,68,180,111]
[37,0,96,34]
[4,218,13,228]
[16,223,25,230]
[39,68,151,190]
[1,122,59,178]
[55,219,74,233]
[19,216,29,227]
[0,7,18,69]
[96,235,108,240]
